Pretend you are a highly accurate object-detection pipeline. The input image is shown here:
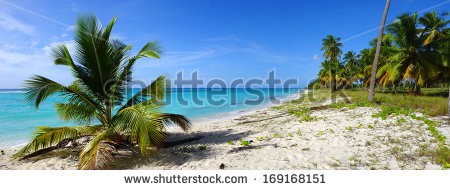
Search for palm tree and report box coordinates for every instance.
[13,15,191,169]
[318,60,334,88]
[368,0,391,101]
[343,51,360,86]
[387,13,442,94]
[376,61,402,93]
[320,35,343,92]
[419,11,449,46]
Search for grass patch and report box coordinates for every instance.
[372,105,413,120]
[316,131,325,136]
[272,133,282,138]
[285,105,318,122]
[340,90,447,116]
[240,140,251,147]
[256,136,269,141]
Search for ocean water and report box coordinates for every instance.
[0,88,300,148]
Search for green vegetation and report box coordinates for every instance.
[284,105,318,122]
[313,89,447,117]
[316,131,325,136]
[309,10,450,117]
[372,105,413,120]
[13,15,191,170]
[240,140,251,147]
[227,141,235,145]
[256,136,269,141]
[396,118,407,125]
[272,133,282,138]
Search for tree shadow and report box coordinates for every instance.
[106,129,258,169]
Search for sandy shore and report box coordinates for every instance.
[1,91,448,170]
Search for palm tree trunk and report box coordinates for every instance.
[368,0,391,101]
[415,85,421,95]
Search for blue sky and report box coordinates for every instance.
[0,0,449,88]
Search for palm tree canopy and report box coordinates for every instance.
[14,15,191,169]
[321,35,343,61]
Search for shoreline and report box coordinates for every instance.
[0,89,303,149]
[0,89,446,170]
[189,89,304,124]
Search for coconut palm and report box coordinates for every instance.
[13,15,191,169]
[343,51,360,86]
[318,60,334,88]
[320,35,343,92]
[368,0,391,101]
[387,12,442,94]
[419,11,449,46]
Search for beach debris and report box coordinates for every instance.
[219,163,225,170]
[1,150,4,155]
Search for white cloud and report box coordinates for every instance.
[312,54,321,62]
[0,12,36,36]
[0,41,74,88]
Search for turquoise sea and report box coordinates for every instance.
[0,88,300,148]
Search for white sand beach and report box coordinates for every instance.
[0,91,448,170]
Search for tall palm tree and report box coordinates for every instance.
[368,0,391,101]
[13,15,191,169]
[320,35,343,92]
[343,51,360,86]
[358,48,375,88]
[387,13,442,94]
[318,60,334,88]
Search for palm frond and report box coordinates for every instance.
[13,126,101,158]
[159,113,191,131]
[24,75,66,108]
[114,105,167,156]
[119,75,167,111]
[78,130,117,170]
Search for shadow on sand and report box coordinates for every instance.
[107,129,259,169]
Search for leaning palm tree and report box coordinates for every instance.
[13,15,191,169]
[368,0,391,101]
[320,35,343,92]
